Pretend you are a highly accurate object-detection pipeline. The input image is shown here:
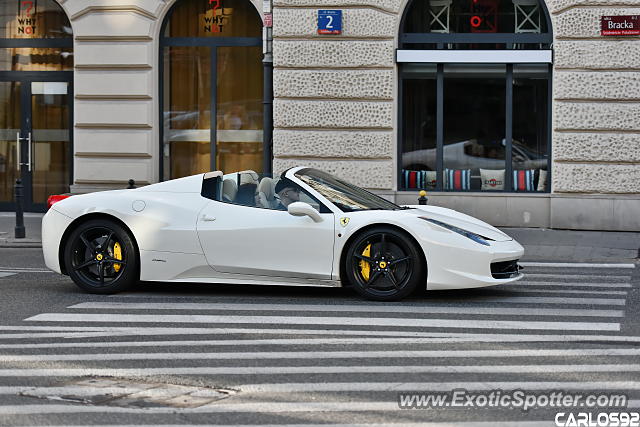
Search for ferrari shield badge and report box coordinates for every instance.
[340,217,350,227]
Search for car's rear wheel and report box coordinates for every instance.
[64,219,138,294]
[344,227,424,301]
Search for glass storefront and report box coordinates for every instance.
[0,0,72,211]
[162,0,263,180]
[399,0,551,192]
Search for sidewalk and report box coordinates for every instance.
[500,227,639,263]
[0,212,43,248]
[0,212,638,263]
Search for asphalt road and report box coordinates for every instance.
[0,248,638,427]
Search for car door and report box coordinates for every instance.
[196,199,336,280]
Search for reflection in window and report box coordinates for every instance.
[401,65,437,190]
[444,64,506,191]
[165,0,261,38]
[162,0,263,180]
[399,64,550,192]
[0,0,72,39]
[513,64,549,191]
[163,46,212,179]
[0,1,73,72]
[216,46,263,174]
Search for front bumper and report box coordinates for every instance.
[419,236,525,291]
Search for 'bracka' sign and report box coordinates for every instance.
[601,15,640,36]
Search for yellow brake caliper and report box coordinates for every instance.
[359,244,371,281]
[113,242,122,272]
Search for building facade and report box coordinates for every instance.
[0,0,639,230]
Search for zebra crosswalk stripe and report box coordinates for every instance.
[23,313,621,331]
[1,364,639,377]
[2,348,640,362]
[66,302,626,317]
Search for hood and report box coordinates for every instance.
[404,205,513,242]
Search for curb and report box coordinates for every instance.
[0,240,42,249]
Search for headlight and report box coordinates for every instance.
[419,217,493,246]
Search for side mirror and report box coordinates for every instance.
[287,202,323,223]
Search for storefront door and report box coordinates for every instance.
[161,0,263,180]
[0,76,72,212]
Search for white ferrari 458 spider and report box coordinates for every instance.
[42,167,524,301]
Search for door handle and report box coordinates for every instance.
[26,132,32,172]
[201,215,216,222]
[15,132,32,171]
[15,132,20,170]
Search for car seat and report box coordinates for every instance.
[257,177,279,209]
[222,179,238,202]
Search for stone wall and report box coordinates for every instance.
[58,0,640,203]
[272,0,398,189]
[271,0,640,196]
[549,0,640,194]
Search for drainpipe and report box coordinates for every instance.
[262,0,274,175]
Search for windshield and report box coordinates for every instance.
[294,168,401,212]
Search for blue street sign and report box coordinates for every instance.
[318,10,342,35]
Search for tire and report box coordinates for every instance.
[343,227,425,301]
[64,219,138,294]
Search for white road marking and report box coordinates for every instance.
[0,424,554,427]
[2,402,614,415]
[0,364,639,377]
[492,288,627,296]
[240,381,640,393]
[0,336,640,349]
[3,381,640,395]
[67,302,625,317]
[523,274,632,281]
[3,348,640,362]
[23,313,620,331]
[0,272,15,278]
[0,400,638,415]
[0,269,53,274]
[1,327,638,342]
[105,295,627,305]
[519,262,636,269]
[515,281,632,288]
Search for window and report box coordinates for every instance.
[399,0,552,193]
[161,0,263,181]
[0,0,73,71]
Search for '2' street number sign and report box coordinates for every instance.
[318,10,342,35]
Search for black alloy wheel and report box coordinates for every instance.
[344,227,425,301]
[64,219,138,294]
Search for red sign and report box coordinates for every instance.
[264,13,272,28]
[601,15,640,36]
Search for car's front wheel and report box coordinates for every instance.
[344,227,425,301]
[64,219,138,294]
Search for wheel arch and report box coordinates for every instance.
[338,222,428,287]
[58,213,140,276]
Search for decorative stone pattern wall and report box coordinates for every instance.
[549,0,640,194]
[272,0,640,196]
[272,0,400,189]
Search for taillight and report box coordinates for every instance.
[47,194,71,209]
